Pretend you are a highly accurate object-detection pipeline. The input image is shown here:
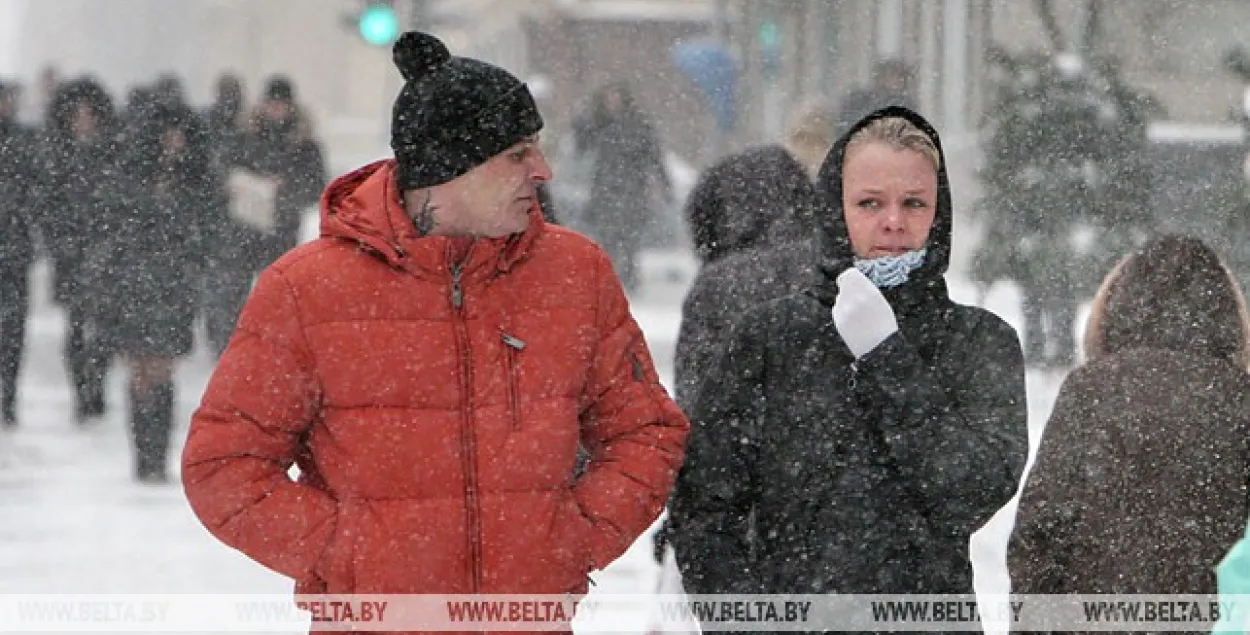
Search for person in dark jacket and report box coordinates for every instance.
[574,82,670,293]
[652,101,831,569]
[110,103,212,482]
[0,80,39,427]
[1009,235,1250,601]
[199,72,249,358]
[201,75,324,358]
[236,76,325,259]
[668,107,1028,607]
[37,77,127,424]
[672,100,833,405]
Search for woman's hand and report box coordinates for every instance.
[832,268,899,358]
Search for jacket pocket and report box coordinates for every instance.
[501,332,525,431]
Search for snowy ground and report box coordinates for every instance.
[0,240,1079,634]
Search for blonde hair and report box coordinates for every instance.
[845,116,941,172]
[785,98,837,150]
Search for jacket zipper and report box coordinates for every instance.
[501,333,525,430]
[449,261,483,593]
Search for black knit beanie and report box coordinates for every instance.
[390,31,544,190]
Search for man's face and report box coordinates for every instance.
[423,136,553,238]
[262,99,293,123]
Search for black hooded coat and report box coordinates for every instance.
[667,107,1028,599]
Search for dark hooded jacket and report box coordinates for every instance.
[36,77,129,306]
[108,103,214,357]
[1009,236,1250,600]
[673,144,821,405]
[233,103,326,266]
[0,98,38,269]
[668,107,1028,599]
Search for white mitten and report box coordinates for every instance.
[832,268,900,358]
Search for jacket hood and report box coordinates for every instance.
[688,144,817,263]
[1081,235,1250,367]
[810,106,952,304]
[318,158,543,274]
[48,77,117,137]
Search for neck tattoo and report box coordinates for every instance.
[412,191,437,236]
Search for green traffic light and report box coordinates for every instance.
[359,4,400,47]
[759,20,780,49]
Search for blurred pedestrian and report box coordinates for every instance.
[574,82,670,293]
[110,103,212,482]
[0,80,39,427]
[37,77,126,423]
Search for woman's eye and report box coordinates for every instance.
[904,198,928,209]
[857,199,879,209]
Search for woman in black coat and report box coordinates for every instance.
[37,77,128,423]
[111,103,211,482]
[668,107,1029,604]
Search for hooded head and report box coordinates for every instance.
[685,145,819,264]
[47,76,116,140]
[389,31,544,191]
[264,76,294,103]
[1083,235,1250,367]
[811,106,952,301]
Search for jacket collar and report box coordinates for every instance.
[318,159,544,279]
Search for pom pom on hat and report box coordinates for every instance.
[392,32,451,82]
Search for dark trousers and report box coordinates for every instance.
[65,303,113,420]
[0,263,29,421]
[130,380,174,479]
[201,255,259,359]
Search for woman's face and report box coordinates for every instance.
[71,103,98,141]
[841,141,938,259]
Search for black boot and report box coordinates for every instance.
[67,320,92,424]
[130,382,174,483]
[0,370,14,429]
[81,334,110,419]
[1,395,14,429]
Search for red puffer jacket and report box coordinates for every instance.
[182,159,689,598]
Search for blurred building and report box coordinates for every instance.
[525,0,714,163]
[6,0,1250,175]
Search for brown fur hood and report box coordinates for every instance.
[1082,236,1250,368]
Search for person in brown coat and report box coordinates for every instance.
[1009,234,1250,598]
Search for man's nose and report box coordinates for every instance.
[528,150,553,182]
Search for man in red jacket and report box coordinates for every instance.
[181,30,689,613]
